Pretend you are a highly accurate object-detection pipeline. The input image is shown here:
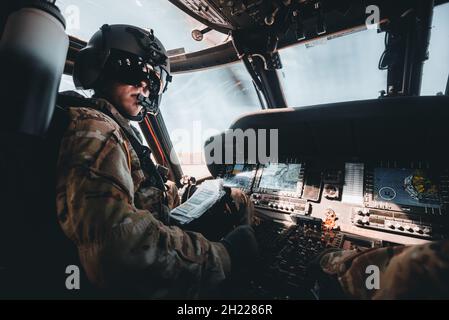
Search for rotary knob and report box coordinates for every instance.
[386,221,395,229]
[324,184,338,199]
[414,226,423,234]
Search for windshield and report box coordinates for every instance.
[57,0,228,53]
[161,62,261,178]
[279,28,387,106]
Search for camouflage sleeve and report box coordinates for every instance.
[134,179,180,225]
[318,240,449,299]
[56,108,231,298]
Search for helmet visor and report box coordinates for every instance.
[103,49,167,96]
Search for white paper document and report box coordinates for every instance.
[170,179,226,225]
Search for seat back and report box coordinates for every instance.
[0,104,102,299]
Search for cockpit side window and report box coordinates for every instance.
[279,28,387,107]
[421,3,449,96]
[59,74,80,93]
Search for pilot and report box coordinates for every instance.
[56,24,257,298]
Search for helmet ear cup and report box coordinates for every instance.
[73,47,103,89]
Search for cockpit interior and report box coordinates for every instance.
[1,0,448,299]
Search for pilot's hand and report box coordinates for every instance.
[224,188,255,226]
[165,180,180,209]
[221,225,259,277]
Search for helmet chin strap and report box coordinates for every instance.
[126,111,145,122]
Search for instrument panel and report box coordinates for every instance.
[220,160,449,243]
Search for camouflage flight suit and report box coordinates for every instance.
[55,97,251,298]
[317,240,449,299]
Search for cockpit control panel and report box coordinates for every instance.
[220,160,449,242]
